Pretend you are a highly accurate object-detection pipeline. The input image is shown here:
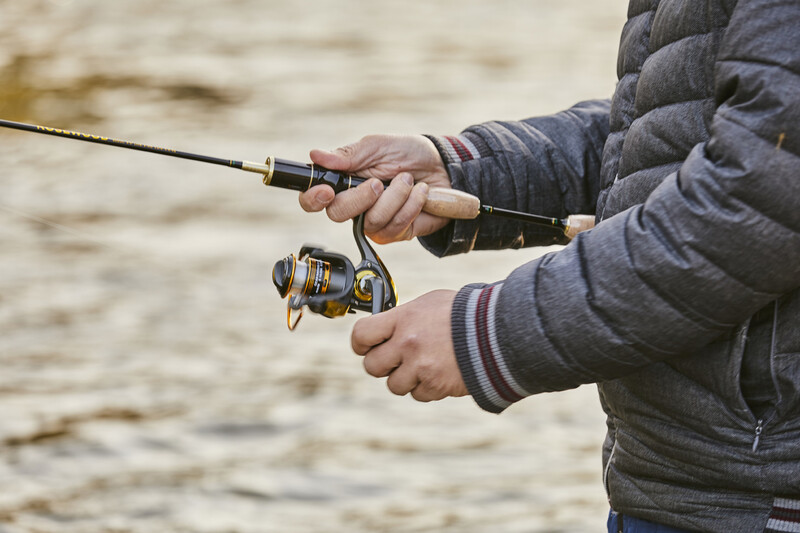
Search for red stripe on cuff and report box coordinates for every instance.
[446,136,474,161]
[475,286,524,403]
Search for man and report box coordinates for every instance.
[298,0,799,531]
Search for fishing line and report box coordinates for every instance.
[0,201,255,300]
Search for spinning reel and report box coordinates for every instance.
[272,214,397,330]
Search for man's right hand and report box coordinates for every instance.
[298,134,452,244]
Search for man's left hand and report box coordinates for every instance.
[351,289,469,402]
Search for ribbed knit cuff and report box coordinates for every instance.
[423,133,492,165]
[452,283,532,413]
[766,498,800,532]
[417,133,490,257]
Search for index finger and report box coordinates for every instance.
[325,178,384,222]
[351,309,398,355]
[298,184,335,212]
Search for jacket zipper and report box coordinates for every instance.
[752,409,778,452]
[752,419,763,452]
[749,300,781,454]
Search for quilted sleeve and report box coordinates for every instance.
[453,0,800,413]
[418,99,610,256]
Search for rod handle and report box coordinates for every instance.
[422,186,482,219]
[563,214,595,240]
[422,188,595,240]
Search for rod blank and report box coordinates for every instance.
[0,118,594,239]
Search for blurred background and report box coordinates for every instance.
[0,1,627,531]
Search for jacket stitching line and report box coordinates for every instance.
[649,29,724,56]
[716,56,800,78]
[623,206,740,332]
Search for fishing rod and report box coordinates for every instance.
[0,118,594,239]
[1,117,595,329]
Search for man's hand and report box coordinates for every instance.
[299,134,452,244]
[351,290,468,402]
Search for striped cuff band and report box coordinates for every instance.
[766,498,800,532]
[453,284,531,413]
[424,133,491,165]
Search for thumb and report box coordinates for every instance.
[310,143,364,172]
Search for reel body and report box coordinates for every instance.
[272,214,397,329]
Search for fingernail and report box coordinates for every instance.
[370,179,384,196]
[401,173,414,187]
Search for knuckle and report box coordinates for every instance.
[410,389,432,403]
[414,380,446,402]
[362,357,376,376]
[416,361,436,382]
[398,332,421,352]
[386,379,406,397]
[326,204,351,223]
[388,212,414,233]
[364,210,390,232]
[326,195,367,222]
[388,222,411,237]
[336,143,357,157]
[350,322,371,355]
[363,356,386,377]
[413,356,444,386]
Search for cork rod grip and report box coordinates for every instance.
[420,187,595,241]
[563,215,596,240]
[422,187,482,219]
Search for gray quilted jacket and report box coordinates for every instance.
[421,0,800,530]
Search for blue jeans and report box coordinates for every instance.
[608,510,696,533]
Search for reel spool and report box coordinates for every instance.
[272,214,397,330]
